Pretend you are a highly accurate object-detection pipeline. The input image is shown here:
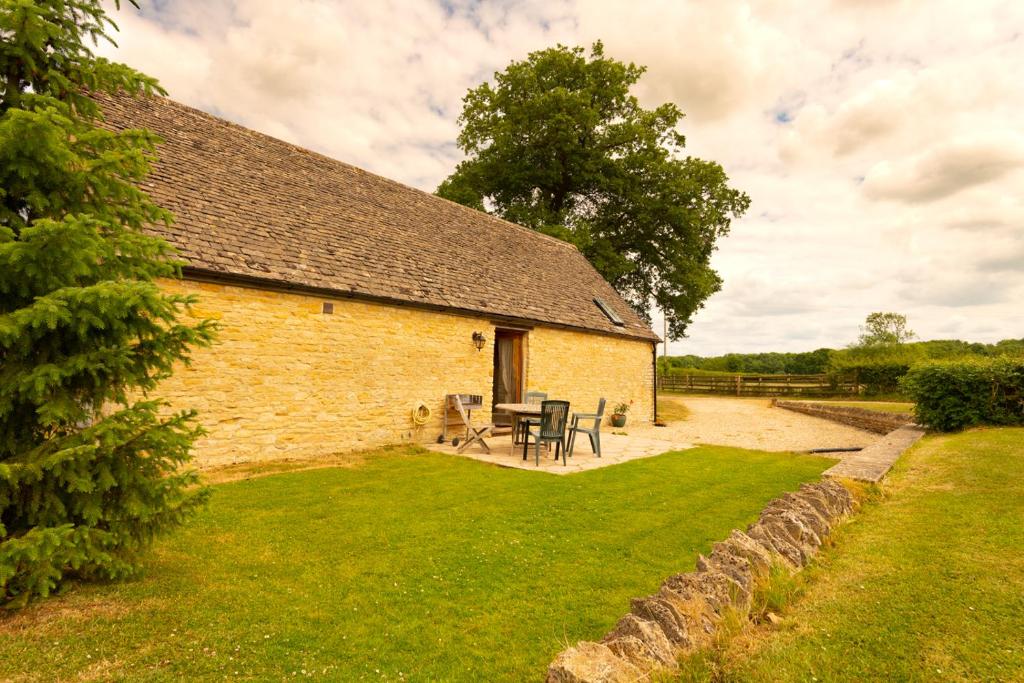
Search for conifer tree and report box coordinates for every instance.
[0,0,215,607]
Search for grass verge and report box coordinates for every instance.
[657,395,691,423]
[0,445,832,681]
[810,400,914,415]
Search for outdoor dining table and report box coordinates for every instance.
[494,402,542,456]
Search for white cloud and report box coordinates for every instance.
[898,274,1012,308]
[862,132,1024,202]
[574,1,799,123]
[97,0,1024,355]
[105,0,578,186]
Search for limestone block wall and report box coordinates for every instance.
[159,279,493,466]
[526,327,655,424]
[157,279,655,466]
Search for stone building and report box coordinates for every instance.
[101,94,659,466]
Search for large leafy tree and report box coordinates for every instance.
[0,0,214,607]
[437,42,750,339]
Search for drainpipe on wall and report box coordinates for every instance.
[652,342,658,423]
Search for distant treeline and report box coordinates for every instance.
[660,348,832,375]
[660,338,1024,379]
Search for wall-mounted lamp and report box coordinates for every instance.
[472,331,487,351]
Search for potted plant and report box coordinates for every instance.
[610,400,632,428]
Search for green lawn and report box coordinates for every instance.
[685,428,1024,681]
[812,400,914,414]
[0,446,832,681]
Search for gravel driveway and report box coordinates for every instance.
[659,396,877,452]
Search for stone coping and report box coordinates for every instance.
[824,425,925,483]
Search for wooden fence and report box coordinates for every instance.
[658,373,860,397]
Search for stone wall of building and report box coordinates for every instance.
[156,279,654,466]
[527,327,655,425]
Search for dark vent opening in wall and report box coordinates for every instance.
[322,302,334,314]
[594,297,625,326]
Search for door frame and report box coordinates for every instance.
[492,328,527,410]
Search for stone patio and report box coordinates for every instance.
[427,396,883,475]
[429,427,692,474]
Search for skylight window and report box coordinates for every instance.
[594,297,625,326]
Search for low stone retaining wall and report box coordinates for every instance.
[772,399,912,435]
[546,480,856,682]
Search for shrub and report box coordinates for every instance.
[901,358,1024,431]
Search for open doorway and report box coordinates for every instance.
[492,329,525,426]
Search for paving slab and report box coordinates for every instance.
[429,431,692,474]
[824,425,926,482]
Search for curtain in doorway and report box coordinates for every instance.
[497,337,515,404]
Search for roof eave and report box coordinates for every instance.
[178,266,659,343]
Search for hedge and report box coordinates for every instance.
[825,359,911,395]
[846,362,911,395]
[900,357,1024,431]
[828,346,922,396]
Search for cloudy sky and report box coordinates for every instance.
[99,0,1024,356]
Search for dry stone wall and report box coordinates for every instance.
[546,479,856,682]
[773,400,912,435]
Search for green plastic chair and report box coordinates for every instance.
[522,400,570,466]
[567,398,606,458]
[515,391,547,444]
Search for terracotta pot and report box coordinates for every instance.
[611,414,627,428]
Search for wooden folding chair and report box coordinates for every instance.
[451,394,493,453]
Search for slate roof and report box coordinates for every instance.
[98,93,658,342]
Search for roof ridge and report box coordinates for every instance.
[145,95,579,252]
